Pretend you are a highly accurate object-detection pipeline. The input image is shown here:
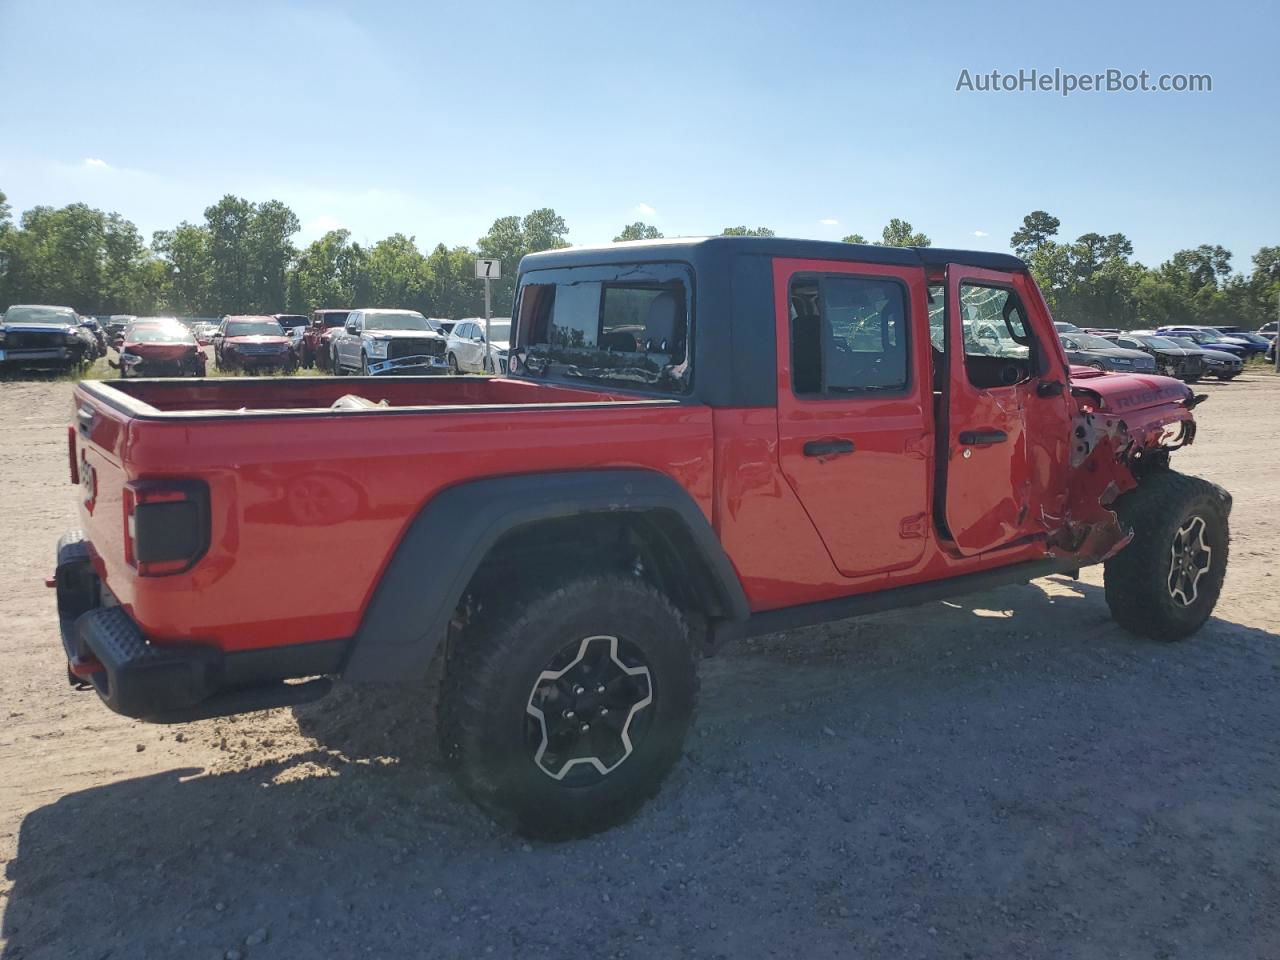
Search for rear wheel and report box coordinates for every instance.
[440,575,697,838]
[1104,470,1230,641]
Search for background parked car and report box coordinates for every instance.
[1053,321,1081,333]
[106,315,136,349]
[447,318,511,374]
[331,309,449,376]
[213,316,294,373]
[112,318,206,377]
[1103,332,1203,381]
[1163,336,1243,379]
[1258,320,1277,341]
[303,308,352,370]
[274,313,308,332]
[0,304,94,372]
[1058,331,1156,372]
[1157,325,1264,356]
[78,317,108,356]
[284,323,307,360]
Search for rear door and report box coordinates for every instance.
[774,258,932,578]
[941,266,1072,555]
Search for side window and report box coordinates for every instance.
[515,268,692,395]
[789,275,910,396]
[457,322,471,339]
[1062,336,1078,350]
[958,283,1038,389]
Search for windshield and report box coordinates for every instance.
[1071,334,1116,349]
[321,313,350,327]
[363,311,433,332]
[275,315,307,328]
[225,321,284,337]
[1140,335,1180,349]
[1168,337,1199,348]
[130,325,194,344]
[4,306,76,325]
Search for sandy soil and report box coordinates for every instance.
[2,371,1279,960]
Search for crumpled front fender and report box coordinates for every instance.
[1048,372,1199,563]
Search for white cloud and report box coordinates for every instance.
[819,218,839,226]
[972,229,989,237]
[634,202,656,217]
[307,214,346,234]
[83,157,109,168]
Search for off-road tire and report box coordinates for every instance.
[1104,470,1230,641]
[440,575,697,839]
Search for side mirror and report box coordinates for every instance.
[345,322,359,334]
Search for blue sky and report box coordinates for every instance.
[1,0,1275,268]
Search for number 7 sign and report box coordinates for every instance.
[475,258,501,279]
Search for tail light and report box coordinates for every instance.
[123,480,210,576]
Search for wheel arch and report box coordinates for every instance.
[342,469,749,683]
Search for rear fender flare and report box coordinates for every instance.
[342,470,748,683]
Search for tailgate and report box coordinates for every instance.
[70,386,133,583]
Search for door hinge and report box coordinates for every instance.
[903,433,931,459]
[899,513,928,539]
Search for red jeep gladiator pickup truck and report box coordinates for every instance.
[53,237,1229,837]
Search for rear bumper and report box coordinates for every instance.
[53,531,344,722]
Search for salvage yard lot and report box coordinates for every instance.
[2,372,1279,960]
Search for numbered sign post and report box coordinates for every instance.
[475,258,502,373]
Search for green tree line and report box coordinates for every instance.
[0,189,571,319]
[0,188,1275,330]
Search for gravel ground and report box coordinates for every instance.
[2,370,1279,960]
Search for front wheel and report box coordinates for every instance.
[360,353,370,376]
[440,576,697,838]
[447,353,460,375]
[1104,470,1231,641]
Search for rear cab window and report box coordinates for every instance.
[512,262,692,395]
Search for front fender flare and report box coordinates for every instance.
[342,469,747,683]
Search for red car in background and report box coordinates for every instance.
[110,318,206,378]
[302,308,352,370]
[212,315,295,373]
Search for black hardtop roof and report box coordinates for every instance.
[519,235,1026,274]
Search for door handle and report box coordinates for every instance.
[958,430,1008,445]
[803,438,855,458]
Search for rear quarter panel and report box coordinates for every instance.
[74,392,714,653]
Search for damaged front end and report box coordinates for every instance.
[1048,369,1201,562]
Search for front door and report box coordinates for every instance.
[774,258,932,578]
[941,266,1072,555]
